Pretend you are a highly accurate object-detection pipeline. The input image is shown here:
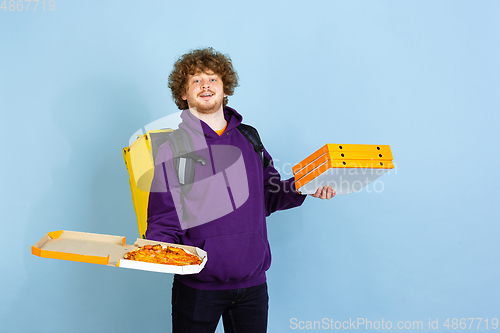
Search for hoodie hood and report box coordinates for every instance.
[179,106,243,140]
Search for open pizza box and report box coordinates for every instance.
[293,143,394,195]
[32,230,207,275]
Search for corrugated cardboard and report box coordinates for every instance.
[294,144,394,195]
[32,230,207,275]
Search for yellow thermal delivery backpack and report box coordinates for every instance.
[123,129,173,239]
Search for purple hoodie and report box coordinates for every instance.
[146,107,306,290]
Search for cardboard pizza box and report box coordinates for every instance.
[293,144,394,195]
[32,230,207,275]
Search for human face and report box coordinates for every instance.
[182,70,226,114]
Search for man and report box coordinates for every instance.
[146,47,334,333]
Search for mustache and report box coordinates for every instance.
[197,90,215,97]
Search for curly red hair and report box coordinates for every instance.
[168,48,239,110]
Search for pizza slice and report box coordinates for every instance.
[124,244,202,266]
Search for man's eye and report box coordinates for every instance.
[210,78,216,82]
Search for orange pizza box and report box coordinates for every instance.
[32,230,207,275]
[293,144,394,195]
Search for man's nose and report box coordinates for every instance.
[201,80,210,89]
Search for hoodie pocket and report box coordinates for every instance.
[197,231,270,283]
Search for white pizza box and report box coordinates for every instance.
[295,164,393,195]
[31,230,207,275]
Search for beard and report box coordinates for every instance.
[195,102,221,114]
[189,94,224,115]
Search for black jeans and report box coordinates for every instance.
[172,278,269,333]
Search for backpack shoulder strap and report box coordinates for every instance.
[236,123,271,168]
[167,124,268,196]
[166,128,206,196]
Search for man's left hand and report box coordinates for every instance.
[309,186,335,200]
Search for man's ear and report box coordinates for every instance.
[182,94,187,100]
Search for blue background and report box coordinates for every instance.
[1,1,499,332]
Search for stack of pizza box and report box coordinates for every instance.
[293,144,394,195]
